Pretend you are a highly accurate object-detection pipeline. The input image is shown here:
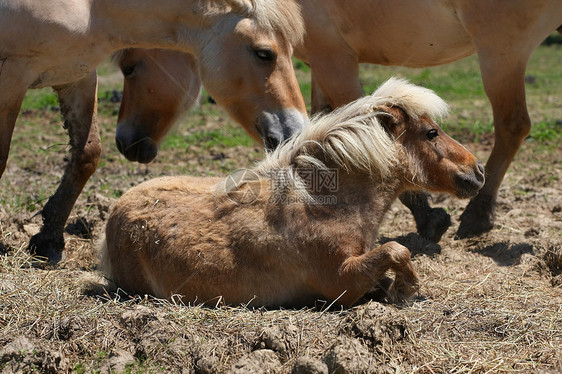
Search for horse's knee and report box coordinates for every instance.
[77,137,101,177]
[493,104,531,145]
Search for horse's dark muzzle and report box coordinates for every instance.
[455,163,485,198]
[115,136,158,163]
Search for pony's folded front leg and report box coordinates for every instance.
[28,71,101,263]
[338,242,420,306]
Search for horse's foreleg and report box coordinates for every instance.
[0,58,30,177]
[28,71,101,262]
[399,191,451,242]
[310,72,333,114]
[336,242,420,306]
[308,57,363,115]
[456,54,530,238]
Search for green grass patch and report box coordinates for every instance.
[21,88,59,111]
[529,120,562,142]
[161,127,253,151]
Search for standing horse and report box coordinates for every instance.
[0,0,307,262]
[118,1,561,241]
[100,78,485,307]
[295,0,562,240]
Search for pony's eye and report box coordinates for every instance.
[426,129,439,140]
[121,65,135,77]
[253,49,276,63]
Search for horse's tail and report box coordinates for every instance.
[558,25,562,35]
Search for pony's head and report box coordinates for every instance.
[252,78,484,200]
[368,78,485,198]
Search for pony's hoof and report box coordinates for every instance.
[360,276,394,303]
[387,281,419,305]
[415,207,451,243]
[28,232,64,265]
[456,199,494,239]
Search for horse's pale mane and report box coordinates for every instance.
[112,0,304,66]
[217,78,448,203]
[248,0,304,46]
[203,0,304,46]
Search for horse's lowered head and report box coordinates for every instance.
[114,0,307,163]
[115,49,201,163]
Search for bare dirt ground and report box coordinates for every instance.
[1,73,562,372]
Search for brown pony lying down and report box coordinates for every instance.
[100,78,484,308]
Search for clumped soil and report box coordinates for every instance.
[1,100,562,373]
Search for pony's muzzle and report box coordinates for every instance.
[454,163,485,198]
[115,125,159,163]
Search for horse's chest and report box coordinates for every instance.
[30,63,91,88]
[27,40,110,88]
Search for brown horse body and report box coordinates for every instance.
[117,1,561,240]
[101,79,484,307]
[0,0,306,261]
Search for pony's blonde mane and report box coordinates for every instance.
[218,78,448,202]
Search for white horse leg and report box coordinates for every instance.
[456,52,530,238]
[28,71,101,262]
[0,58,31,177]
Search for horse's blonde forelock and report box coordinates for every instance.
[248,0,305,46]
[219,0,304,46]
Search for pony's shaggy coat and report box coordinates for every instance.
[101,79,484,307]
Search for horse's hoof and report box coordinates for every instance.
[28,232,65,265]
[456,199,495,239]
[415,207,452,243]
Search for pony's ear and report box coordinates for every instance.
[371,105,405,137]
[225,0,253,14]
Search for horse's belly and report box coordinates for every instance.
[29,62,98,88]
[324,0,477,67]
[357,41,476,68]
